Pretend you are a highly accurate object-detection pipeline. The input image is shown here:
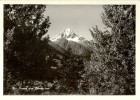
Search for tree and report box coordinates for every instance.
[52,48,85,94]
[85,5,135,95]
[4,4,51,94]
[102,5,135,94]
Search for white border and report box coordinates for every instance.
[0,0,140,100]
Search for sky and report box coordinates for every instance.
[44,5,105,40]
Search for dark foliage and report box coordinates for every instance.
[84,5,135,95]
[4,4,51,94]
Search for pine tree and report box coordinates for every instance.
[53,48,85,94]
[4,5,51,94]
[102,5,135,94]
[85,5,135,95]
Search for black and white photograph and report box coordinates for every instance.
[3,4,135,95]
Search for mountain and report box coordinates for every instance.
[48,40,69,56]
[51,28,86,43]
[51,28,93,56]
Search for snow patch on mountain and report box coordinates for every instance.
[67,37,79,42]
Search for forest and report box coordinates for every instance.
[4,5,135,95]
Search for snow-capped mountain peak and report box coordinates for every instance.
[64,28,71,36]
[50,28,93,56]
[61,28,77,38]
[51,28,86,42]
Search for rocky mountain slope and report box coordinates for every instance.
[50,28,94,56]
